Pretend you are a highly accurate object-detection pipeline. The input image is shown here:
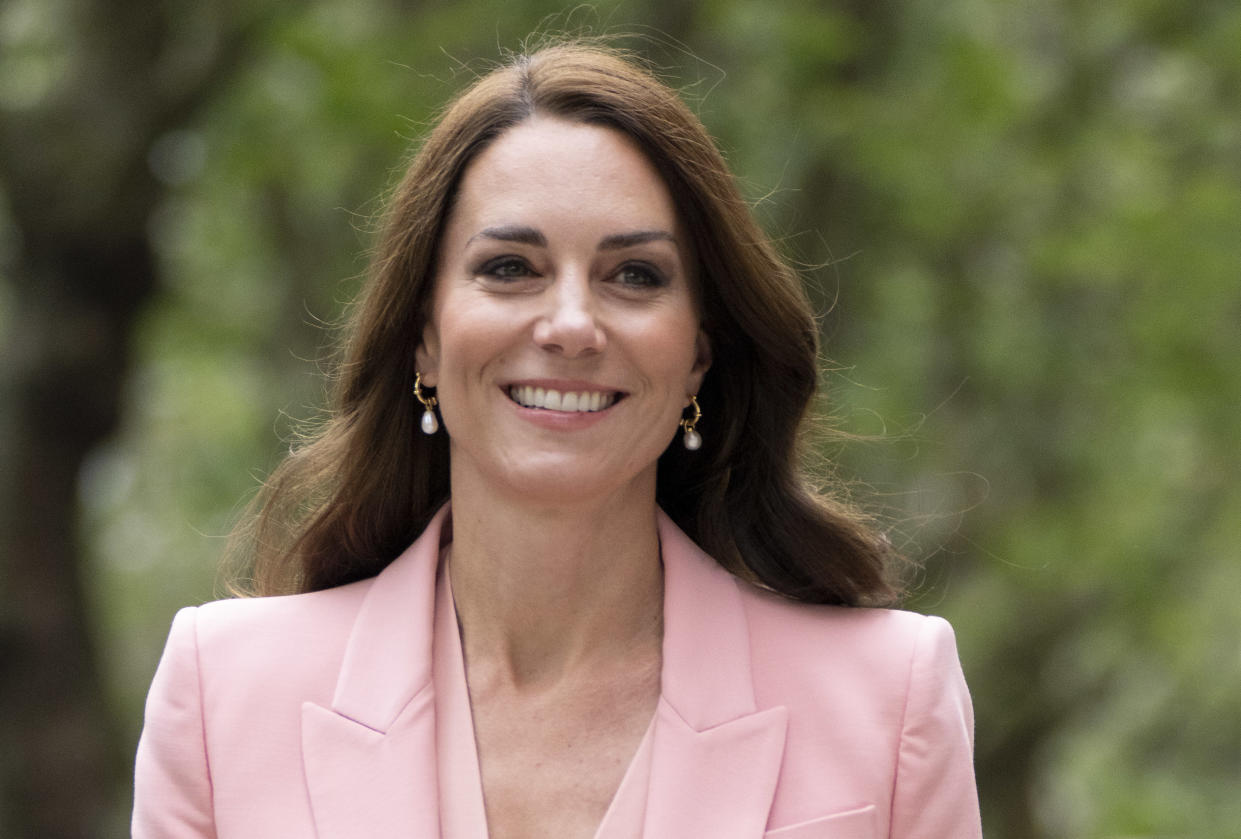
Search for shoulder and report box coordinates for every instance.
[737,583,965,712]
[734,584,979,834]
[188,576,374,647]
[160,577,376,702]
[740,582,957,660]
[136,574,384,836]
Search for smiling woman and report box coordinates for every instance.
[418,116,709,509]
[133,41,982,839]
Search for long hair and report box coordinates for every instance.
[231,42,900,606]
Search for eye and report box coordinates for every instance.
[614,262,667,289]
[478,256,537,281]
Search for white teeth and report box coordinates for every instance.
[509,386,617,413]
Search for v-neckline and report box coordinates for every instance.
[433,559,657,839]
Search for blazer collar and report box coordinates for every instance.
[302,504,787,837]
[655,509,762,728]
[328,504,449,730]
[301,505,449,838]
[646,511,788,838]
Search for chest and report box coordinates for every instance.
[469,659,660,839]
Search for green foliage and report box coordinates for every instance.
[8,0,1231,835]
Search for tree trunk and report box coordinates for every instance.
[0,2,253,833]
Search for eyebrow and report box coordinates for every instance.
[467,225,547,247]
[465,226,677,251]
[598,230,677,250]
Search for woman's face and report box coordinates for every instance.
[416,116,711,507]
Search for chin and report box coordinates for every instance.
[495,457,658,509]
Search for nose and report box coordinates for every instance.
[532,273,605,357]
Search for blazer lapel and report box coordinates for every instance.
[301,506,451,838]
[299,506,785,837]
[644,513,788,838]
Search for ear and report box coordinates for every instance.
[686,328,712,400]
[414,321,440,387]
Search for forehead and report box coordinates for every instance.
[446,116,681,234]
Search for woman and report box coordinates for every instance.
[134,43,982,838]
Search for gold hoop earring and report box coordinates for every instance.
[414,373,439,435]
[679,395,702,451]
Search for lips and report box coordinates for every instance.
[508,385,620,413]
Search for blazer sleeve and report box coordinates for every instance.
[133,606,218,839]
[888,616,982,838]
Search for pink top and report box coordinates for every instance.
[433,562,655,839]
[133,505,982,838]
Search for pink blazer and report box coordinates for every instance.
[133,507,982,838]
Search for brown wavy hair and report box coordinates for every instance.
[230,42,900,606]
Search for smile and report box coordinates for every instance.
[508,385,620,413]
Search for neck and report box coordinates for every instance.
[445,469,664,691]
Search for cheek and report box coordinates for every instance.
[646,314,704,383]
[433,302,515,384]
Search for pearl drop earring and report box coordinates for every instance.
[680,395,702,451]
[413,373,439,435]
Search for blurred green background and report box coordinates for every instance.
[2,0,1238,836]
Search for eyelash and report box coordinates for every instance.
[475,257,669,289]
[478,257,537,280]
[615,262,667,289]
